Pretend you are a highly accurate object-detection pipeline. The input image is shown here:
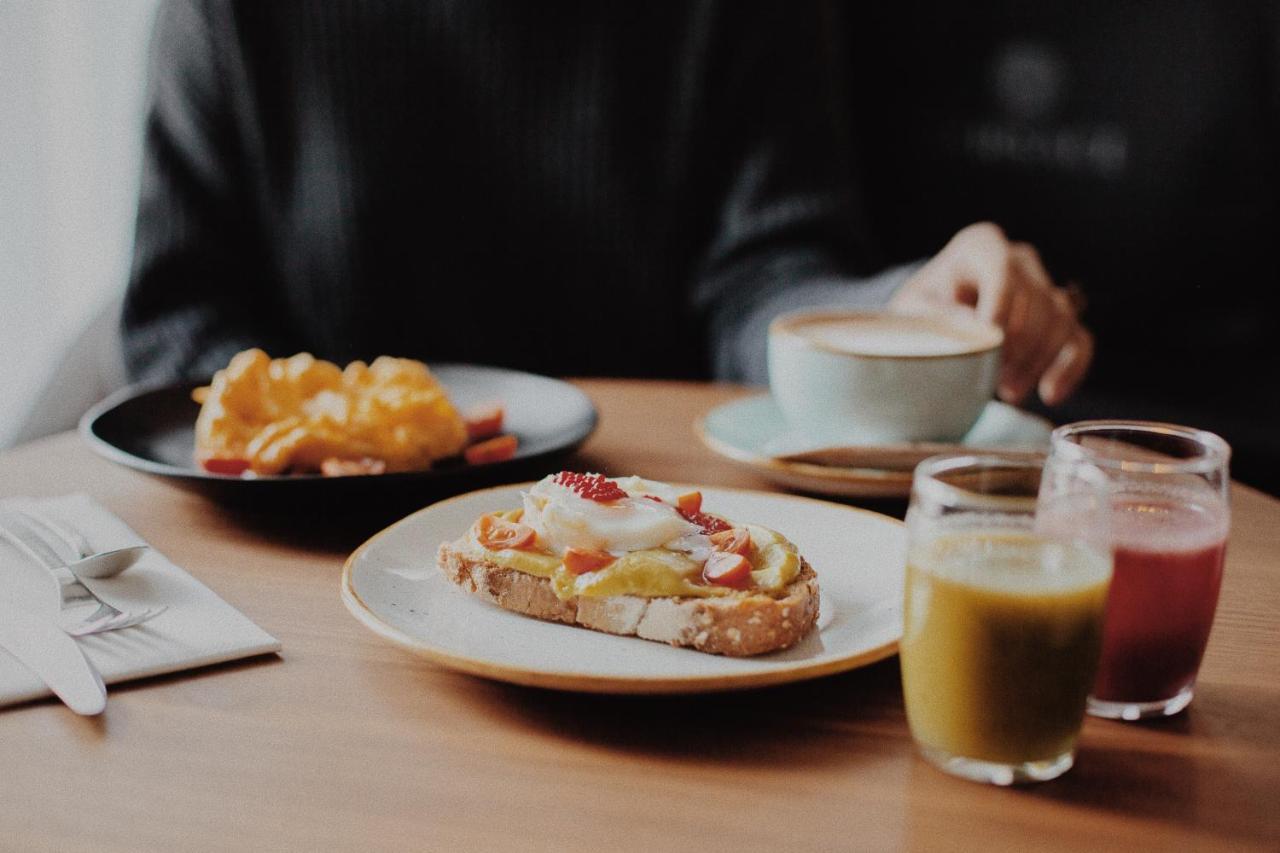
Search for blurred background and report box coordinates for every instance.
[0,1,1274,490]
[0,0,157,447]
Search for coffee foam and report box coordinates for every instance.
[783,314,999,357]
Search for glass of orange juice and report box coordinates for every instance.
[900,453,1113,785]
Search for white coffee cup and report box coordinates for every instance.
[767,310,1003,445]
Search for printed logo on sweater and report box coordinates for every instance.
[992,41,1067,123]
[959,39,1128,180]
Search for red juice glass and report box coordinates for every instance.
[1049,421,1230,720]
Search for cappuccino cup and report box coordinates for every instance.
[767,310,1003,445]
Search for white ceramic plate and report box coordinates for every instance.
[697,393,1052,499]
[342,483,905,693]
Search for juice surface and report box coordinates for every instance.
[901,531,1111,764]
[1093,498,1228,702]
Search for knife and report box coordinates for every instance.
[0,595,106,715]
[0,521,107,715]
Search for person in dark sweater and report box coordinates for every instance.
[124,1,1089,409]
[845,0,1279,491]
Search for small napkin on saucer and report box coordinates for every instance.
[761,399,1053,458]
[0,494,280,709]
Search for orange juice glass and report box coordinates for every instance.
[901,454,1112,784]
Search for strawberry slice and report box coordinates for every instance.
[475,514,536,550]
[679,508,732,535]
[563,547,616,575]
[703,551,752,589]
[709,527,751,557]
[553,472,627,503]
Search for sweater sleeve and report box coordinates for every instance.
[121,0,295,383]
[691,1,908,383]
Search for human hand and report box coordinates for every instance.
[889,222,1092,406]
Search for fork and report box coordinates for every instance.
[0,511,165,636]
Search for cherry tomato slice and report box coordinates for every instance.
[703,551,752,589]
[675,491,702,515]
[709,527,751,557]
[475,514,536,550]
[464,434,518,465]
[563,547,616,575]
[200,457,251,476]
[463,403,505,441]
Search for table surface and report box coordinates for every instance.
[1,380,1277,852]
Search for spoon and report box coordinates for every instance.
[65,545,150,579]
[0,508,149,578]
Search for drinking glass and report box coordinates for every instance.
[1050,421,1231,720]
[901,453,1112,785]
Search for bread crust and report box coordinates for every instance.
[437,540,819,656]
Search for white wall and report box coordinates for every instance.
[0,0,159,447]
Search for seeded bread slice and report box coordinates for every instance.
[436,541,820,656]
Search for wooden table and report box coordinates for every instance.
[1,380,1277,852]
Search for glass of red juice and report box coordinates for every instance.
[1049,421,1230,720]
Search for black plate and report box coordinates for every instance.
[80,364,597,504]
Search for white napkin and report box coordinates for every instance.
[0,494,280,708]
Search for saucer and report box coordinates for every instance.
[696,393,1053,499]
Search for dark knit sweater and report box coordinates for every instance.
[846,0,1280,490]
[123,0,870,382]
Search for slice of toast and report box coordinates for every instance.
[437,540,820,657]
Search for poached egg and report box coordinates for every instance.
[520,474,711,559]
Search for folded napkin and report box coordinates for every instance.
[0,494,280,708]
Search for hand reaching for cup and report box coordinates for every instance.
[889,222,1093,406]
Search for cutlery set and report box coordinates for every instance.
[0,507,160,715]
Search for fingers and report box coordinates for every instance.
[891,222,1095,406]
[1023,290,1077,398]
[948,232,1085,406]
[890,222,1013,321]
[997,245,1076,403]
[943,223,1018,327]
[1039,326,1094,405]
